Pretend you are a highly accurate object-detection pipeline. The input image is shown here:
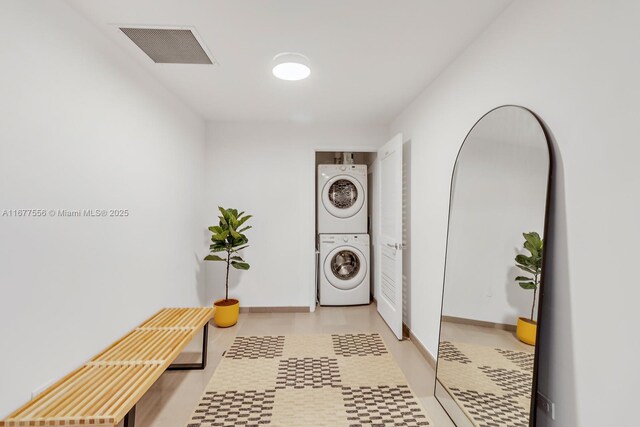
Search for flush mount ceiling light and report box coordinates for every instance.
[272,52,311,81]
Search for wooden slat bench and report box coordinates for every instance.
[0,307,213,427]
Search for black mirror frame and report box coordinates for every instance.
[433,105,555,427]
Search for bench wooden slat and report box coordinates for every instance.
[1,307,214,427]
[91,329,193,364]
[138,307,213,329]
[3,366,139,426]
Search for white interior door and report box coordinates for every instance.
[376,133,404,339]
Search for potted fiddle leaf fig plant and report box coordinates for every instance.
[204,207,251,327]
[514,231,543,345]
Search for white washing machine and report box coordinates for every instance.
[319,234,370,306]
[317,164,367,234]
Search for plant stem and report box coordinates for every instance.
[225,249,231,301]
[530,272,539,321]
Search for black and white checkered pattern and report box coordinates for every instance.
[275,357,341,389]
[479,366,532,397]
[438,341,472,364]
[224,335,285,359]
[187,389,275,427]
[332,333,388,357]
[341,385,431,426]
[448,388,529,427]
[187,334,432,426]
[495,348,535,371]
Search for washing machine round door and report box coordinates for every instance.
[324,246,367,290]
[321,175,365,219]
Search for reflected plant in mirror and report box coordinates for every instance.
[515,232,543,320]
[514,232,543,346]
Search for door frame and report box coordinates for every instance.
[311,147,379,312]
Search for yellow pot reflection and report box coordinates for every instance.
[516,317,537,345]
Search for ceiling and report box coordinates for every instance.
[66,0,511,124]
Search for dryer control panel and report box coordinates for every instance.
[318,164,367,178]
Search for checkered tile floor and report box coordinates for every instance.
[437,341,534,427]
[186,334,432,427]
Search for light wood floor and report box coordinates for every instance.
[121,304,454,426]
[440,320,534,352]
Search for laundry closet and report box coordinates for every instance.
[315,151,377,307]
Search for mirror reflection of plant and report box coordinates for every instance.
[515,232,543,321]
[204,207,252,302]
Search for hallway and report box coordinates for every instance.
[127,305,453,426]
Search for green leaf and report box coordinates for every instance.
[524,241,538,257]
[231,261,250,270]
[208,225,224,234]
[238,225,252,233]
[237,215,252,228]
[519,282,537,290]
[230,237,248,248]
[230,229,241,239]
[515,276,532,282]
[230,256,244,261]
[515,254,534,266]
[222,208,238,228]
[232,245,250,252]
[524,232,542,248]
[204,254,225,261]
[212,230,229,241]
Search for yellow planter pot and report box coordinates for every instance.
[213,298,240,328]
[516,317,537,345]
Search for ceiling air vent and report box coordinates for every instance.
[119,27,214,64]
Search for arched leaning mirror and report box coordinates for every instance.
[435,106,552,426]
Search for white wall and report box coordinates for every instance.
[204,123,386,308]
[391,0,640,425]
[0,1,206,417]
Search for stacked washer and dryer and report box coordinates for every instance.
[317,164,370,306]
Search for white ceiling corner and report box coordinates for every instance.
[65,0,512,124]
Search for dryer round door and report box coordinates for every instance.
[324,246,368,290]
[321,175,366,219]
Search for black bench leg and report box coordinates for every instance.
[123,405,135,427]
[167,323,208,370]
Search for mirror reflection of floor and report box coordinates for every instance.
[438,321,534,427]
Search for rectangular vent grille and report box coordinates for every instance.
[119,27,213,64]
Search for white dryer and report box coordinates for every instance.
[317,164,367,234]
[319,234,370,306]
